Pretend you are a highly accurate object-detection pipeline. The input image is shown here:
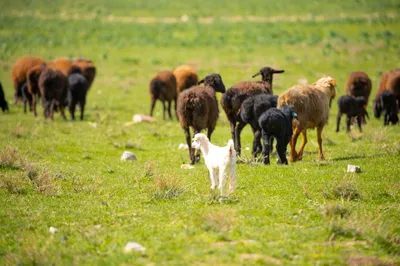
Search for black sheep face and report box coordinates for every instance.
[373,99,382,118]
[252,67,284,82]
[1,101,8,112]
[199,74,226,93]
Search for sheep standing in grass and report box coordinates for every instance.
[26,64,46,116]
[345,71,372,123]
[374,69,400,112]
[173,65,198,93]
[73,58,96,88]
[67,72,89,120]
[221,66,284,156]
[239,93,278,157]
[374,90,399,126]
[11,56,47,104]
[258,105,297,165]
[177,74,226,164]
[38,66,68,120]
[336,95,368,133]
[149,70,178,120]
[0,82,9,112]
[278,76,337,161]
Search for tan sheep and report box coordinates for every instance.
[173,65,198,93]
[149,70,178,120]
[11,56,47,103]
[278,76,337,162]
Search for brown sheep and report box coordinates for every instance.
[26,64,46,116]
[345,71,372,123]
[38,66,68,120]
[73,58,96,88]
[374,68,400,111]
[177,74,226,164]
[149,70,178,120]
[221,66,284,155]
[278,76,337,162]
[11,56,47,104]
[173,65,198,93]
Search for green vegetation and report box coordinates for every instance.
[0,0,399,265]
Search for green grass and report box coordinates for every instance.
[1,1,400,265]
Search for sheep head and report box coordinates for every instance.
[314,76,337,107]
[252,67,284,83]
[191,133,208,149]
[198,73,226,93]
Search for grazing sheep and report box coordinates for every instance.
[173,65,198,93]
[73,58,96,88]
[191,133,236,195]
[26,64,47,116]
[67,72,89,120]
[177,73,226,164]
[345,71,372,123]
[149,70,178,120]
[374,90,399,126]
[11,56,47,104]
[376,68,400,106]
[278,76,337,161]
[336,95,368,133]
[239,93,278,157]
[258,105,297,165]
[50,57,75,76]
[38,66,68,120]
[221,66,284,156]
[0,82,9,112]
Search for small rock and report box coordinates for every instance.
[347,164,361,173]
[178,143,189,150]
[49,226,58,234]
[133,114,156,123]
[181,164,194,169]
[124,242,146,253]
[88,122,97,128]
[121,151,137,161]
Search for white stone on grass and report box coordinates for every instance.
[121,151,137,161]
[49,226,58,234]
[124,242,146,253]
[178,143,189,150]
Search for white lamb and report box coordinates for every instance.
[191,133,237,195]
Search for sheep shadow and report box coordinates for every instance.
[332,152,390,162]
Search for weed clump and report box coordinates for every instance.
[0,146,24,170]
[323,174,360,201]
[151,172,184,200]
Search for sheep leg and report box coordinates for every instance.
[194,129,201,163]
[235,121,246,156]
[229,119,236,150]
[228,163,237,194]
[69,100,77,120]
[276,138,288,165]
[297,130,307,161]
[59,102,67,120]
[290,127,301,162]
[251,124,262,158]
[49,100,55,120]
[317,126,324,160]
[174,97,178,120]
[162,101,167,120]
[149,97,156,117]
[80,100,85,121]
[336,112,342,132]
[357,115,362,132]
[346,115,352,133]
[167,100,173,120]
[32,94,37,116]
[261,132,270,165]
[209,168,217,191]
[184,127,195,164]
[218,167,226,196]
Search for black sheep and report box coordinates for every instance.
[0,82,9,112]
[336,95,368,133]
[374,90,399,126]
[258,105,297,165]
[21,82,32,113]
[67,72,89,120]
[240,93,278,157]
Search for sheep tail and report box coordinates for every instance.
[227,139,235,156]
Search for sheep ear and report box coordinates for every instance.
[197,79,204,85]
[252,72,261,78]
[272,69,284,74]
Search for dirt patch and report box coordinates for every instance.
[240,253,283,265]
[347,256,398,266]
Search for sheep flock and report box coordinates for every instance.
[2,56,399,167]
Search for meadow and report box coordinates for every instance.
[0,0,399,265]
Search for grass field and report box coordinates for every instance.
[1,0,400,265]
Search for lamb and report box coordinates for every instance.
[239,93,278,157]
[149,70,178,120]
[336,95,368,133]
[258,105,297,165]
[191,133,236,195]
[67,72,89,120]
[173,65,198,93]
[0,82,9,112]
[221,66,284,156]
[38,66,69,120]
[11,56,47,104]
[374,90,399,126]
[278,76,337,161]
[177,73,226,164]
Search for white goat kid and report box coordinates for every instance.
[191,133,237,195]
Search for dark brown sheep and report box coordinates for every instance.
[345,71,372,123]
[221,66,284,155]
[173,65,198,93]
[73,58,96,88]
[26,64,46,116]
[177,74,226,164]
[38,67,68,120]
[11,56,47,104]
[374,68,400,112]
[149,70,178,120]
